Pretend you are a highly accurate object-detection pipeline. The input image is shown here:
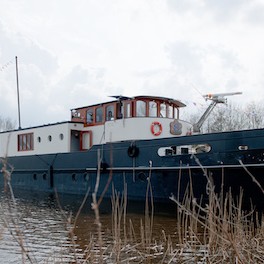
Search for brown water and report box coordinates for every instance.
[0,189,179,263]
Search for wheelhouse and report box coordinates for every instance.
[0,96,189,157]
[71,96,186,125]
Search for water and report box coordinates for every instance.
[0,189,179,263]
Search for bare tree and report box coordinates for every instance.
[0,116,16,132]
[209,103,245,132]
[243,101,264,129]
[189,101,264,133]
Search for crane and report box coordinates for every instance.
[193,92,242,133]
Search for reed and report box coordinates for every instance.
[1,154,263,263]
[170,162,264,263]
[1,158,37,263]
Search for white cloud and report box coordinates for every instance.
[0,0,264,127]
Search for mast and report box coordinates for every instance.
[15,56,22,129]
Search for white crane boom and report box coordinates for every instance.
[193,92,242,133]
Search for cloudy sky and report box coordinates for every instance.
[0,0,264,128]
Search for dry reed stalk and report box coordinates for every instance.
[238,159,264,194]
[170,155,264,263]
[0,136,37,263]
[91,148,104,263]
[111,183,128,263]
[1,158,37,264]
[54,185,90,263]
[143,161,154,256]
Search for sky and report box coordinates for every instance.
[0,0,264,128]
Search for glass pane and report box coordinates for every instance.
[149,101,157,117]
[160,103,166,117]
[23,135,27,150]
[18,135,23,151]
[136,100,146,117]
[96,107,103,123]
[106,105,114,121]
[86,109,93,123]
[26,134,31,150]
[168,105,173,118]
[174,107,179,119]
[125,103,131,118]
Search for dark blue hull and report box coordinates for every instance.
[1,129,264,210]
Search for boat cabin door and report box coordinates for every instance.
[80,131,92,150]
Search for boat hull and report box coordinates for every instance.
[1,129,264,211]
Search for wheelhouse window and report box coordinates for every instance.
[149,101,157,117]
[136,100,146,117]
[95,107,103,123]
[124,102,131,118]
[160,103,166,117]
[18,133,34,151]
[117,102,123,119]
[106,105,114,121]
[168,105,173,118]
[86,109,93,124]
[174,107,179,119]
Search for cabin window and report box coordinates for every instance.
[72,110,80,118]
[59,133,64,140]
[160,103,166,117]
[117,102,123,119]
[48,135,52,142]
[95,107,103,123]
[18,133,34,151]
[37,136,41,143]
[106,105,114,121]
[168,105,173,118]
[174,107,179,119]
[136,100,146,117]
[125,102,131,118]
[86,109,93,124]
[149,101,157,117]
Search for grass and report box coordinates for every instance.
[1,155,264,263]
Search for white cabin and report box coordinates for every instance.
[0,96,193,157]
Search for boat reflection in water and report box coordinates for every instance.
[0,189,180,263]
[0,190,84,263]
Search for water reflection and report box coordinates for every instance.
[0,189,178,263]
[0,190,83,263]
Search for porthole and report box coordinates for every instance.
[43,173,47,180]
[59,133,64,140]
[238,145,248,151]
[33,174,37,180]
[48,135,52,142]
[37,137,41,143]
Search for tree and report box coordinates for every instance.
[0,116,16,132]
[243,102,264,129]
[189,101,264,133]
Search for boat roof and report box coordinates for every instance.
[71,95,186,111]
[0,121,82,134]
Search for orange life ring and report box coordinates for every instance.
[151,122,162,136]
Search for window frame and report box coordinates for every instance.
[18,132,34,151]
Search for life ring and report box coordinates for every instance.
[151,122,162,136]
